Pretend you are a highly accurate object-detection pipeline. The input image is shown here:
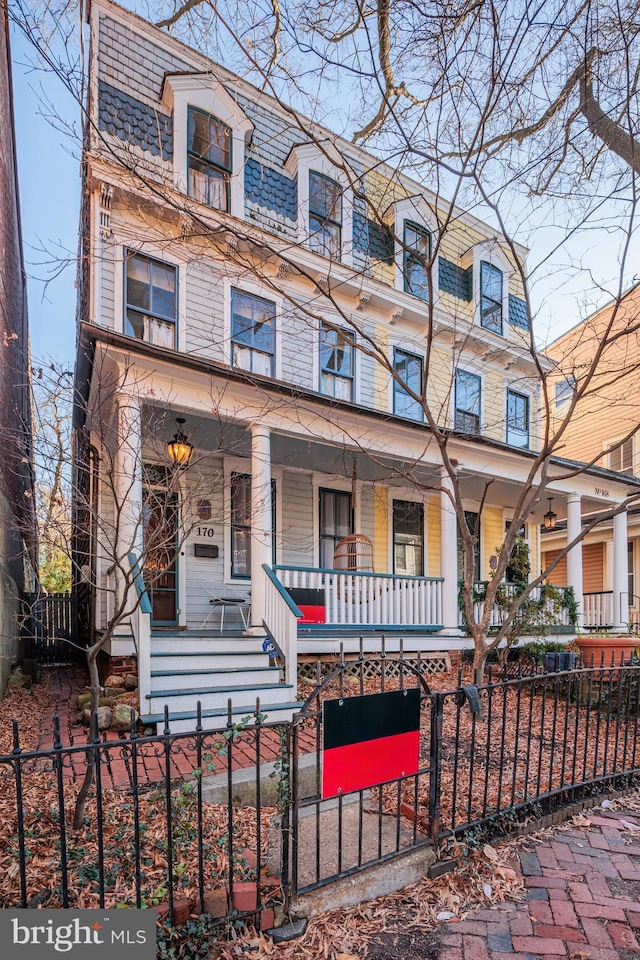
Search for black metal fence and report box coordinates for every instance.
[3,655,640,921]
[0,702,287,929]
[23,593,80,664]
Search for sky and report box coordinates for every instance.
[9,7,640,372]
[11,20,81,369]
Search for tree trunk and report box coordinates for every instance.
[72,645,101,829]
[472,644,489,684]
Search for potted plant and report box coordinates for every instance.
[575,631,640,667]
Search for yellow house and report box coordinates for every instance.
[543,284,640,628]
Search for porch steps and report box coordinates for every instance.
[150,650,268,671]
[150,666,282,688]
[145,629,297,731]
[143,698,301,734]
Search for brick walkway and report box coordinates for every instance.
[440,806,640,959]
[38,666,314,790]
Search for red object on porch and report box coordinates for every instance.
[287,588,326,624]
[297,605,326,624]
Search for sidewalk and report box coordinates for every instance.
[38,666,314,789]
[442,805,640,960]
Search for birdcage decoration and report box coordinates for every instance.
[333,533,374,572]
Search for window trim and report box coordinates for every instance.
[284,142,354,266]
[123,248,178,350]
[186,105,232,213]
[454,368,482,434]
[403,220,431,301]
[393,196,439,297]
[608,437,634,475]
[308,170,343,260]
[393,346,424,420]
[230,287,277,378]
[319,486,354,568]
[319,321,355,401]
[230,471,277,579]
[480,260,504,335]
[506,388,530,448]
[555,375,577,409]
[392,498,425,577]
[162,72,253,220]
[223,279,282,379]
[223,458,282,583]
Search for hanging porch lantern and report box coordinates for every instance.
[543,497,557,531]
[167,417,193,467]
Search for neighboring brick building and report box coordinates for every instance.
[0,1,37,692]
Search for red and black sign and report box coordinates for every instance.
[322,687,421,799]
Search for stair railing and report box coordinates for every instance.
[262,563,301,690]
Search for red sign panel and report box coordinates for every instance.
[321,687,421,799]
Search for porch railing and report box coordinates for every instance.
[129,553,152,712]
[263,564,300,687]
[460,582,573,630]
[582,590,613,629]
[274,565,443,628]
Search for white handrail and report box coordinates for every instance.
[262,565,300,689]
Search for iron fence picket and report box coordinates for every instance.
[4,657,640,912]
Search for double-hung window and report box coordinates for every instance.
[393,500,424,576]
[309,171,342,259]
[320,322,354,400]
[231,289,276,377]
[480,261,503,334]
[555,375,576,409]
[319,488,352,568]
[403,222,431,301]
[230,473,276,578]
[454,369,481,434]
[125,252,177,349]
[506,389,530,448]
[609,438,634,475]
[187,106,232,211]
[393,348,424,420]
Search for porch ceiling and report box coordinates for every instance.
[143,403,570,517]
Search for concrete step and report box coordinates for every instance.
[150,650,269,671]
[145,682,295,715]
[150,665,282,690]
[141,698,301,734]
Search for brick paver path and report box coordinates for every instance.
[439,806,640,959]
[37,666,315,790]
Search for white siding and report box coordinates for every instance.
[185,260,225,362]
[280,471,314,566]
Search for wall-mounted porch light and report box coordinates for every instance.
[167,417,193,467]
[543,497,557,531]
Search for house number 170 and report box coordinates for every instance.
[196,527,215,537]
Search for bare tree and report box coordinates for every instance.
[10,0,640,683]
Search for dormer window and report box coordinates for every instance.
[403,222,431,301]
[162,73,253,221]
[480,261,503,334]
[309,172,342,259]
[187,107,231,211]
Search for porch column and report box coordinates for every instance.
[613,508,629,630]
[115,393,142,556]
[566,494,583,628]
[114,393,142,610]
[440,469,460,633]
[250,424,272,632]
